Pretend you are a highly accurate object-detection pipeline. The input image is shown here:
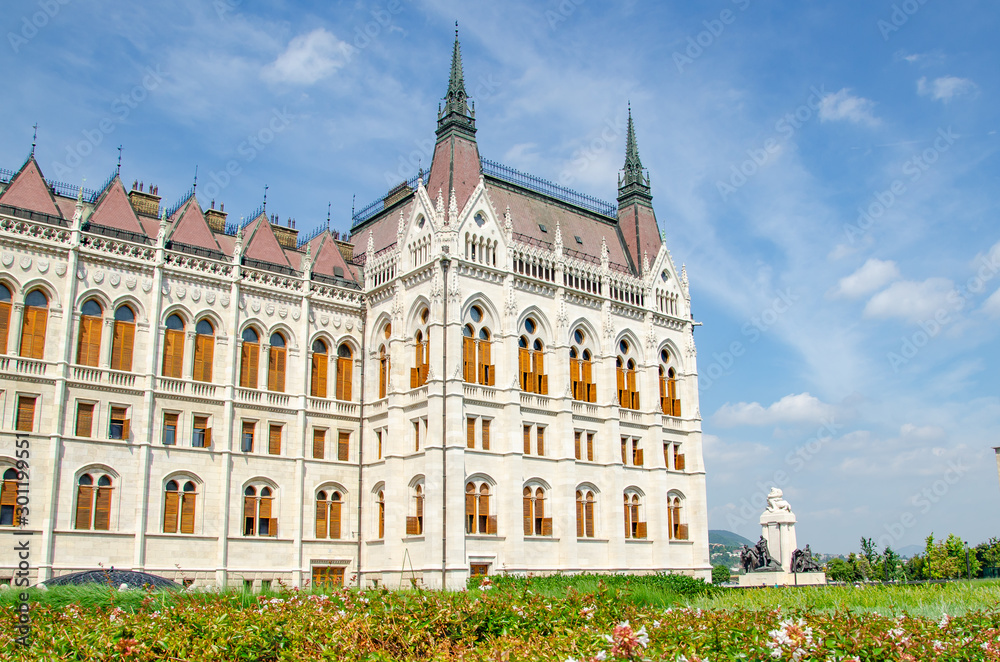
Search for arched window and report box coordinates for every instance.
[193,319,215,382]
[659,349,681,417]
[378,344,389,399]
[76,299,103,367]
[668,493,688,540]
[163,480,197,534]
[465,481,496,534]
[239,327,260,388]
[110,305,136,371]
[616,339,639,410]
[1,468,21,526]
[376,489,385,539]
[162,314,185,378]
[243,485,277,537]
[315,490,343,539]
[20,289,49,360]
[406,483,424,535]
[623,491,645,539]
[462,305,494,385]
[336,343,353,401]
[523,486,551,536]
[268,332,286,392]
[576,489,596,538]
[311,339,329,397]
[411,307,429,388]
[0,283,11,354]
[75,473,113,531]
[570,328,596,403]
[518,317,548,394]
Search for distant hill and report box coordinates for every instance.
[709,530,754,548]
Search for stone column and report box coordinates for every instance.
[759,509,796,571]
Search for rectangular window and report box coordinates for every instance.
[163,412,178,445]
[664,442,670,469]
[674,444,685,471]
[109,406,129,440]
[523,425,531,455]
[467,416,476,449]
[75,403,95,438]
[338,431,350,462]
[587,432,595,461]
[413,420,420,452]
[192,416,211,447]
[536,426,545,456]
[621,437,628,464]
[268,424,282,455]
[574,431,582,460]
[313,428,326,459]
[632,439,643,466]
[312,566,345,587]
[481,419,490,450]
[241,421,255,452]
[375,429,383,460]
[15,395,36,432]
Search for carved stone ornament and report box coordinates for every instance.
[308,311,316,324]
[220,294,230,308]
[265,303,275,316]
[55,263,67,277]
[278,306,287,319]
[38,259,49,274]
[331,315,339,328]
[161,283,170,295]
[125,275,136,290]
[175,285,185,299]
[321,314,330,326]
[109,273,120,287]
[251,301,261,314]
[76,266,87,280]
[94,270,106,284]
[142,278,152,293]
[1,253,13,268]
[20,256,32,271]
[345,318,354,331]
[239,297,247,311]
[291,309,300,321]
[191,289,201,303]
[206,292,216,305]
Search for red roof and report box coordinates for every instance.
[168,196,223,253]
[0,157,62,217]
[349,199,413,255]
[88,176,146,235]
[309,232,357,283]
[618,202,662,271]
[426,135,481,218]
[243,214,292,267]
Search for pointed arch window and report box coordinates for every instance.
[193,319,215,382]
[239,328,260,388]
[462,306,495,385]
[668,493,688,540]
[0,284,11,354]
[76,299,103,367]
[75,473,113,531]
[243,485,276,537]
[616,339,640,410]
[576,490,596,538]
[378,344,389,398]
[406,483,424,535]
[163,480,197,534]
[466,481,496,534]
[658,349,681,417]
[315,490,343,539]
[110,305,136,372]
[311,338,329,397]
[161,314,185,378]
[268,332,286,392]
[1,468,22,526]
[336,344,353,401]
[518,317,548,394]
[623,491,645,539]
[411,308,429,388]
[376,489,385,539]
[522,486,551,536]
[570,328,596,403]
[20,289,48,360]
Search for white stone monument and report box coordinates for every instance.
[739,487,827,587]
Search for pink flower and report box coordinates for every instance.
[606,620,648,659]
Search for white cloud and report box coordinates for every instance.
[261,28,350,85]
[713,393,835,427]
[818,88,879,126]
[983,288,1000,318]
[830,258,900,299]
[863,278,955,323]
[917,76,977,102]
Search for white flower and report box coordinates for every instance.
[636,626,649,647]
[594,651,607,661]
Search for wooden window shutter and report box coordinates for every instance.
[77,316,101,367]
[111,321,135,372]
[243,496,256,535]
[466,417,475,448]
[162,329,183,378]
[541,517,552,537]
[582,360,594,401]
[75,485,93,530]
[481,340,494,385]
[533,351,546,394]
[587,433,595,461]
[312,429,325,459]
[574,431,581,459]
[239,343,251,388]
[330,500,341,539]
[410,366,419,388]
[180,493,196,534]
[481,419,490,450]
[269,347,286,392]
[269,425,282,455]
[636,521,647,539]
[336,357,352,401]
[378,356,387,398]
[576,496,584,537]
[676,453,685,471]
[76,403,94,438]
[94,486,112,530]
[678,523,689,540]
[315,498,328,538]
[163,490,179,533]
[258,495,272,524]
[570,358,581,398]
[523,426,531,455]
[121,416,130,440]
[311,352,328,398]
[663,443,670,468]
[193,334,213,381]
[406,516,419,536]
[522,492,532,535]
[463,337,475,383]
[337,431,349,461]
[635,448,644,466]
[519,348,531,391]
[536,427,545,456]
[465,489,475,525]
[623,501,630,537]
[621,438,627,464]
[673,399,682,417]
[16,396,35,432]
[21,307,47,359]
[487,515,497,535]
[616,366,625,402]
[413,421,420,451]
[241,343,260,389]
[585,499,595,538]
[0,301,9,353]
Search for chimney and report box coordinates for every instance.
[204,199,228,233]
[128,180,161,218]
[270,214,299,249]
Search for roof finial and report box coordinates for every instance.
[116,145,123,175]
[263,184,268,212]
[327,202,331,230]
[192,165,198,193]
[351,194,356,219]
[30,123,38,157]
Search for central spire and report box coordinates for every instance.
[436,22,476,141]
[618,104,651,205]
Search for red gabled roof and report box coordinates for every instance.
[618,202,662,271]
[0,156,62,217]
[426,135,481,218]
[88,176,146,235]
[349,198,414,255]
[243,213,292,267]
[168,196,223,253]
[309,232,357,283]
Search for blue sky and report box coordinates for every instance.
[3,0,997,554]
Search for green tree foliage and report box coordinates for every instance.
[825,558,857,583]
[712,564,731,585]
[973,537,1000,576]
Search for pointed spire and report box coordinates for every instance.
[618,104,652,205]
[117,145,123,175]
[30,123,38,157]
[436,23,476,140]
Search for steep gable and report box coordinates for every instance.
[243,214,292,267]
[0,157,62,217]
[88,176,146,235]
[168,196,223,252]
[310,233,357,282]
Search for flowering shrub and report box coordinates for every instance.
[2,582,999,660]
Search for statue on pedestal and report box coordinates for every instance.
[739,536,781,572]
[790,545,822,573]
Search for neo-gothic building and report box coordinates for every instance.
[0,35,710,590]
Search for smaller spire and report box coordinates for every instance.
[117,145,123,174]
[30,123,38,157]
[436,24,476,139]
[618,104,652,205]
[262,184,268,212]
[192,165,198,193]
[326,202,331,231]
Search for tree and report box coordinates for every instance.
[712,564,731,585]
[860,537,879,580]
[825,558,857,583]
[881,545,903,582]
[974,537,1000,577]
